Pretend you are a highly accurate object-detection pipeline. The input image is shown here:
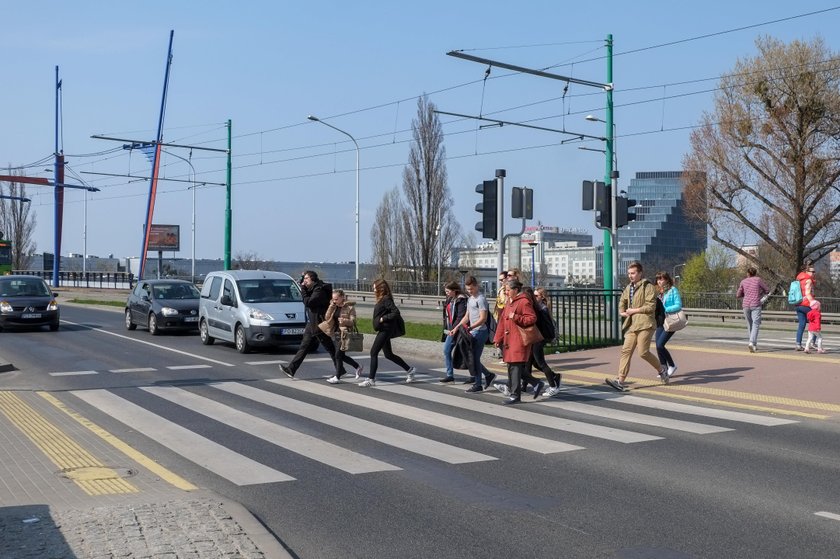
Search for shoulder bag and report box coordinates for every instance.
[517,323,544,346]
[664,310,688,332]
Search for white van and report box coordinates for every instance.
[199,270,306,353]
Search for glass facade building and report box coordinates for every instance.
[616,171,706,275]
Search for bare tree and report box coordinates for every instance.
[0,173,37,270]
[371,95,463,281]
[233,250,264,270]
[683,36,840,289]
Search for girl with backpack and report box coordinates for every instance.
[794,262,816,351]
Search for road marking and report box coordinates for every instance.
[384,384,661,443]
[166,364,212,370]
[269,378,584,454]
[39,391,196,492]
[72,389,293,485]
[245,355,371,366]
[815,511,840,522]
[212,382,495,464]
[61,320,235,367]
[49,370,99,376]
[0,391,138,496]
[110,367,157,373]
[668,344,839,364]
[143,386,399,474]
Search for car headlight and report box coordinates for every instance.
[47,300,59,311]
[0,301,12,313]
[249,308,273,321]
[161,307,179,316]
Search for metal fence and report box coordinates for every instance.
[546,288,622,352]
[13,270,134,289]
[680,292,840,314]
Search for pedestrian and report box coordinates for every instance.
[360,279,416,387]
[456,275,497,393]
[493,278,539,405]
[440,281,467,383]
[736,266,770,353]
[804,300,826,354]
[606,261,661,392]
[280,270,335,379]
[492,271,508,361]
[532,287,563,397]
[794,261,817,351]
[319,289,365,384]
[654,271,682,383]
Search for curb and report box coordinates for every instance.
[219,497,295,559]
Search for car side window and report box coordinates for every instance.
[132,284,145,297]
[222,280,236,306]
[204,277,222,300]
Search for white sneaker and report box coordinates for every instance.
[355,365,364,379]
[326,376,340,384]
[406,366,416,384]
[544,385,564,397]
[493,383,510,397]
[358,379,375,387]
[748,344,756,353]
[667,365,677,378]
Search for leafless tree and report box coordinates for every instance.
[233,250,265,270]
[683,36,840,288]
[0,173,36,269]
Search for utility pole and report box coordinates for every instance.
[603,34,616,292]
[224,119,232,270]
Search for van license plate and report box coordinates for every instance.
[22,313,42,319]
[281,328,305,335]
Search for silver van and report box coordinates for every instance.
[198,270,306,353]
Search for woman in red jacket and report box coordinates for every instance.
[493,279,538,405]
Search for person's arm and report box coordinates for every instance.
[736,281,745,299]
[804,278,816,304]
[664,288,682,313]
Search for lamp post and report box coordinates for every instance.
[673,263,686,284]
[308,115,360,288]
[528,241,538,287]
[585,114,618,291]
[163,150,198,282]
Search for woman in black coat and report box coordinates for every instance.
[360,279,415,387]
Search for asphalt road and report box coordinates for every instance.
[1,304,839,558]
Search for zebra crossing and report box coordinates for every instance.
[66,374,798,487]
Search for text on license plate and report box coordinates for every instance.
[280,328,305,335]
[22,313,42,319]
[183,316,198,322]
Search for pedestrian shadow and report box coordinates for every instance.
[659,366,752,387]
[545,355,610,370]
[0,504,77,558]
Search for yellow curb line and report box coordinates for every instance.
[667,344,840,364]
[39,391,197,492]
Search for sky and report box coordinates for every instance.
[2,1,840,266]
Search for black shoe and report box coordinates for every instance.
[465,384,483,393]
[484,372,496,389]
[439,376,455,383]
[502,397,520,405]
[462,377,476,384]
[280,364,295,379]
[533,381,545,400]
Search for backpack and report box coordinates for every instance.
[787,279,802,305]
[536,305,557,342]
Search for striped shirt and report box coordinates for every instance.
[736,276,769,308]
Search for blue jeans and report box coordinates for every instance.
[470,328,492,388]
[655,326,675,367]
[443,334,455,377]
[743,307,762,346]
[796,305,811,346]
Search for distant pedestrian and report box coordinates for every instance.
[804,300,826,354]
[794,261,817,351]
[606,261,661,392]
[319,289,365,384]
[736,266,770,353]
[440,281,467,383]
[654,271,682,383]
[493,279,539,405]
[280,271,335,379]
[360,279,415,387]
[457,275,496,393]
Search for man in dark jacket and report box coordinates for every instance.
[281,270,337,379]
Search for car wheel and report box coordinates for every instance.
[125,309,136,330]
[235,325,250,353]
[148,314,159,335]
[49,322,59,332]
[199,319,214,345]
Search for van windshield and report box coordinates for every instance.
[236,279,303,303]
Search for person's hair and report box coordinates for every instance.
[521,286,538,308]
[654,271,674,288]
[747,266,757,277]
[303,270,318,281]
[444,281,461,293]
[506,278,523,291]
[628,261,643,273]
[464,275,478,287]
[373,278,392,302]
[535,287,552,311]
[508,268,522,280]
[333,288,345,298]
[799,260,814,273]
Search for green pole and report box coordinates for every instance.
[224,119,232,270]
[603,34,614,291]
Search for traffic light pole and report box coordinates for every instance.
[495,169,505,278]
[603,34,616,292]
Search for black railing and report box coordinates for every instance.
[13,270,134,289]
[547,288,622,352]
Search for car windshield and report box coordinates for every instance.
[0,278,51,298]
[237,279,302,303]
[151,283,200,300]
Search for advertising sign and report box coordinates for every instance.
[148,224,180,252]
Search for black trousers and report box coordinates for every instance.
[530,341,560,387]
[288,324,336,374]
[368,330,410,379]
[334,347,361,378]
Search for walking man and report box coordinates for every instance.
[281,271,335,379]
[456,275,496,393]
[606,261,661,392]
[736,266,770,353]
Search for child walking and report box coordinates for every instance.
[804,300,826,354]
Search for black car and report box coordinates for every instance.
[125,279,200,335]
[0,275,60,331]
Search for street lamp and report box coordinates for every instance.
[163,151,199,282]
[308,115,360,288]
[528,240,539,287]
[673,263,686,284]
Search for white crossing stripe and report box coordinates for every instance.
[384,384,661,443]
[211,382,495,464]
[269,379,583,454]
[110,367,157,373]
[815,511,840,522]
[166,364,212,370]
[561,387,797,426]
[49,370,98,376]
[246,356,372,366]
[71,389,293,485]
[142,386,399,475]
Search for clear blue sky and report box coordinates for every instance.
[2,1,839,264]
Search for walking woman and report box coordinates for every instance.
[493,279,539,405]
[360,279,416,387]
[794,261,817,351]
[533,287,563,397]
[441,281,467,383]
[736,266,770,352]
[655,271,682,383]
[319,289,364,384]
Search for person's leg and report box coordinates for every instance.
[749,307,762,346]
[636,327,661,372]
[743,308,754,343]
[531,341,557,387]
[805,331,814,352]
[368,331,389,379]
[286,325,319,374]
[657,329,675,367]
[443,334,455,378]
[317,331,337,361]
[815,332,824,351]
[382,337,411,371]
[334,348,347,378]
[471,329,491,388]
[796,306,810,347]
[508,363,523,400]
[618,331,638,381]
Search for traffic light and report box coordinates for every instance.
[616,196,638,228]
[581,181,595,210]
[595,182,611,229]
[475,179,498,240]
[511,187,533,219]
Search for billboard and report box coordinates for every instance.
[148,224,180,252]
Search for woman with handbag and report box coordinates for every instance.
[320,289,365,384]
[359,279,416,387]
[492,279,539,405]
[655,271,682,383]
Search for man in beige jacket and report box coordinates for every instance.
[606,261,661,391]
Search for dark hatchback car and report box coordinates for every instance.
[125,279,200,335]
[0,275,60,331]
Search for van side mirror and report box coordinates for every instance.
[220,294,233,306]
